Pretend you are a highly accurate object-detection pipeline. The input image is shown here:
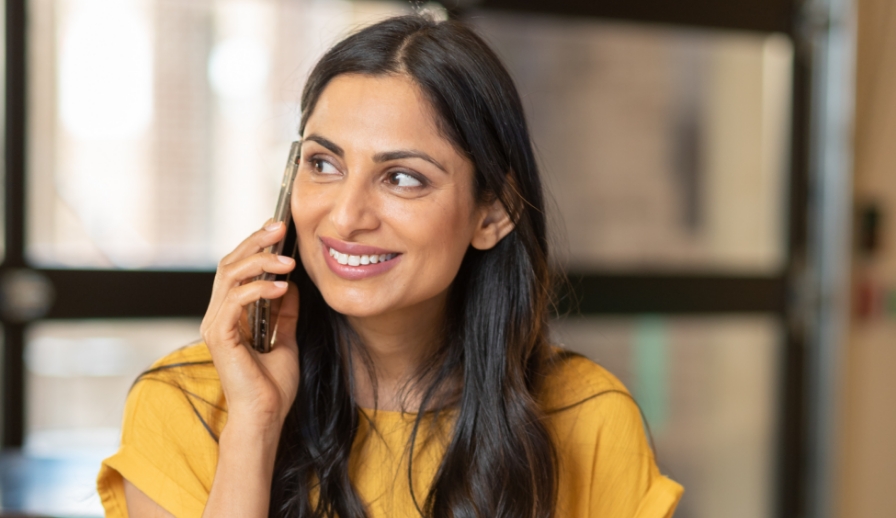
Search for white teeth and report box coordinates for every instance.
[328,247,396,266]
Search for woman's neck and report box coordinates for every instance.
[347,294,446,412]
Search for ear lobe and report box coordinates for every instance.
[470,199,515,250]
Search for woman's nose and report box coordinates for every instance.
[328,175,379,238]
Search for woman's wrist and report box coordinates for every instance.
[202,412,282,518]
[222,411,285,448]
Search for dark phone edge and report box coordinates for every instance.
[276,220,299,283]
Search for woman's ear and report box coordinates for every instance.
[470,198,515,250]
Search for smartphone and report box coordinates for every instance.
[249,141,301,353]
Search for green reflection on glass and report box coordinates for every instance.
[633,315,668,432]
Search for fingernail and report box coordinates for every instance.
[277,255,293,264]
[274,281,288,288]
[265,221,282,231]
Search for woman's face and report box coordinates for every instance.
[292,73,494,320]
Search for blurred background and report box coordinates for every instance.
[0,0,890,516]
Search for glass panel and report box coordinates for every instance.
[27,0,413,269]
[0,450,104,517]
[19,318,199,516]
[473,12,793,273]
[25,319,200,449]
[552,315,780,518]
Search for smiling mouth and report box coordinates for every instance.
[327,247,399,266]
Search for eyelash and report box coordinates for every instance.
[305,155,430,191]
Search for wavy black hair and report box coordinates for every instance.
[268,14,562,518]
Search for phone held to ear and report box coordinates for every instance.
[249,141,301,353]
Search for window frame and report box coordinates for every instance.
[1,2,848,518]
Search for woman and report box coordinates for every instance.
[97,14,682,518]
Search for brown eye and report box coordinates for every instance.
[311,158,338,175]
[387,171,423,188]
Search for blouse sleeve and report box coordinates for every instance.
[97,347,223,518]
[586,391,683,518]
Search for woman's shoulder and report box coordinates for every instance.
[539,347,632,413]
[147,340,215,369]
[139,341,220,389]
[136,341,225,420]
[98,342,223,517]
[541,348,684,516]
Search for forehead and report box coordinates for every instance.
[304,73,455,157]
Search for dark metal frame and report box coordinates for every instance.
[3,0,29,450]
[1,1,822,517]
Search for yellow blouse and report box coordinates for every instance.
[97,343,682,517]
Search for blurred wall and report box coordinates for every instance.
[837,1,896,516]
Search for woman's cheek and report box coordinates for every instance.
[293,180,333,223]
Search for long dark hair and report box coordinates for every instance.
[270,14,560,518]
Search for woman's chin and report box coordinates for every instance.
[319,292,391,319]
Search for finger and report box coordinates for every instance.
[204,280,291,349]
[271,282,300,351]
[206,221,287,322]
[206,253,296,324]
[219,253,295,290]
[219,221,288,267]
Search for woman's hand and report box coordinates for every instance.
[200,221,300,431]
[124,222,301,518]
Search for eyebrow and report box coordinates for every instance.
[374,150,448,173]
[303,134,448,174]
[303,135,344,157]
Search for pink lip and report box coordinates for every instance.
[319,237,403,281]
